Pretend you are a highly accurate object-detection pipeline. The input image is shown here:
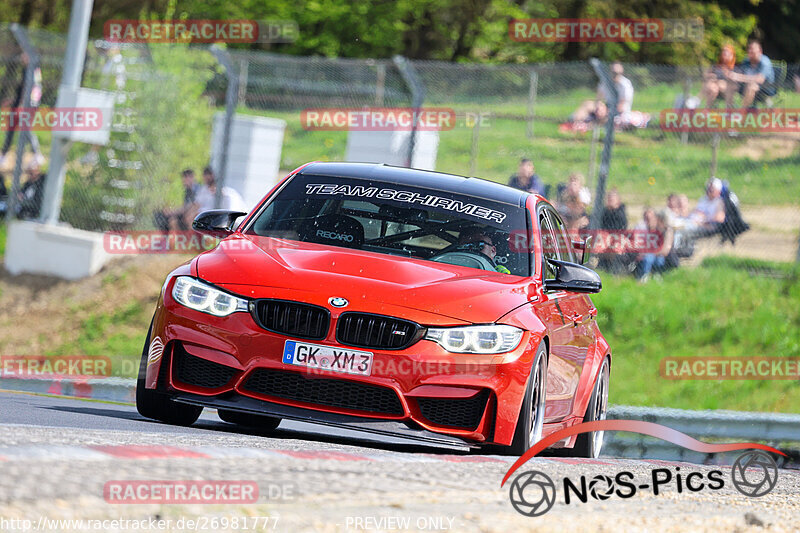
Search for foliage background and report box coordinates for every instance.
[1,0,793,65]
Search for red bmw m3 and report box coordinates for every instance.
[137,162,611,456]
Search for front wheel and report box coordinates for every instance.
[136,319,202,426]
[572,357,610,458]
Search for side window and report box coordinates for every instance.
[539,212,559,280]
[547,209,575,263]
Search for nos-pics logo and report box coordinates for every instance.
[501,420,782,517]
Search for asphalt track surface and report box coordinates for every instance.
[0,390,798,533]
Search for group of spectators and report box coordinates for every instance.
[154,166,246,231]
[507,157,733,283]
[507,158,592,231]
[564,39,783,135]
[699,40,777,109]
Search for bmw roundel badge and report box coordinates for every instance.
[329,297,349,308]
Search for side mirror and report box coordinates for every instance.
[192,209,247,238]
[571,234,593,265]
[544,258,602,293]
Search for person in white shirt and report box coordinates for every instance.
[597,61,635,118]
[570,61,635,124]
[691,177,725,230]
[195,166,247,214]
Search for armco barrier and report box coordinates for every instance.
[604,405,800,464]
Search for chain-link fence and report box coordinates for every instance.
[230,53,800,270]
[1,23,798,272]
[1,23,219,233]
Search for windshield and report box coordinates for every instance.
[246,174,530,276]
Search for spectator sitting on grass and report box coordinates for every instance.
[634,209,675,283]
[597,188,629,274]
[15,161,45,220]
[601,187,627,230]
[558,192,589,231]
[700,44,737,108]
[666,192,697,231]
[153,168,200,232]
[508,158,546,197]
[570,61,634,124]
[195,166,247,215]
[724,39,776,109]
[691,177,725,231]
[560,172,591,206]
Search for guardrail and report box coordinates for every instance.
[604,405,800,465]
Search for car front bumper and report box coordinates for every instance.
[144,278,539,446]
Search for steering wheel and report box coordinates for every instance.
[430,243,498,271]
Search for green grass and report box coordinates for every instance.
[252,82,800,206]
[48,299,151,378]
[594,256,800,412]
[0,221,5,259]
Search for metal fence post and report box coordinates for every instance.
[680,74,691,145]
[587,124,600,191]
[589,58,618,230]
[375,63,386,106]
[710,133,720,178]
[38,0,93,225]
[5,24,39,223]
[237,57,248,107]
[526,69,537,139]
[392,56,425,167]
[469,119,480,176]
[210,45,239,210]
[796,229,800,264]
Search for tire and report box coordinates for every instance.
[136,319,202,426]
[487,342,548,456]
[217,409,281,430]
[572,357,610,458]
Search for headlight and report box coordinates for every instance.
[424,325,524,354]
[171,276,248,317]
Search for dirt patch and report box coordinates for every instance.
[729,135,799,160]
[0,254,191,355]
[625,203,799,263]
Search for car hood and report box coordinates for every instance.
[194,235,531,324]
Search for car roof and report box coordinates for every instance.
[297,162,529,208]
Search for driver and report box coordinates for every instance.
[458,228,511,274]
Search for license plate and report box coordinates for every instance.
[282,340,373,376]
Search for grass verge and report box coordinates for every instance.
[595,256,800,412]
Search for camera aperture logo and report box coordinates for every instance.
[509,471,556,517]
[509,466,727,516]
[731,451,779,497]
[502,421,784,516]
